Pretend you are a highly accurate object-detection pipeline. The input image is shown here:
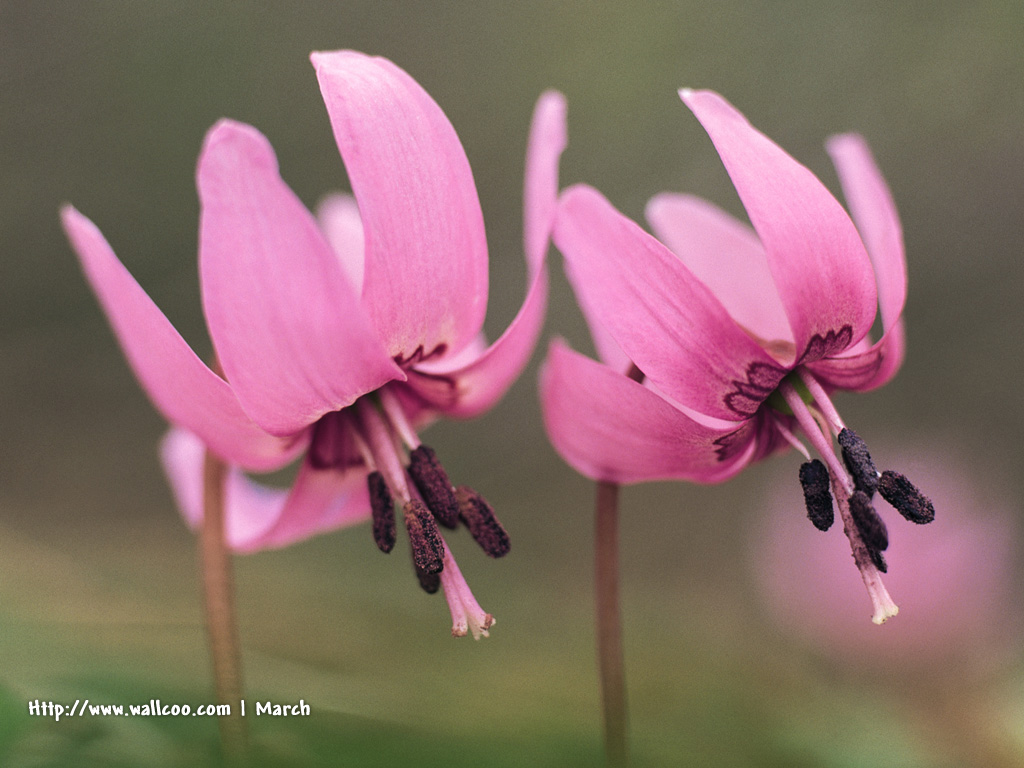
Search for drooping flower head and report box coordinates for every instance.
[63,51,568,638]
[541,89,932,623]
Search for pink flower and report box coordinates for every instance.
[62,51,567,638]
[541,89,929,623]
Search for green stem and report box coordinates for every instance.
[201,447,247,765]
[595,480,628,767]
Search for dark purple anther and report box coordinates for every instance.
[407,445,460,528]
[414,565,441,594]
[403,500,445,574]
[456,486,510,558]
[838,428,878,496]
[849,490,888,552]
[799,459,834,531]
[878,470,935,524]
[368,470,395,553]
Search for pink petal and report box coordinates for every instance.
[197,120,401,437]
[680,90,878,361]
[524,90,567,275]
[646,193,794,358]
[409,90,568,419]
[161,428,370,553]
[540,339,757,484]
[554,185,787,422]
[809,319,906,392]
[312,50,489,360]
[316,193,365,293]
[62,206,305,472]
[826,133,907,335]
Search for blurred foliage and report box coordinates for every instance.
[2,1,1023,765]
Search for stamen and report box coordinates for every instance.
[798,460,834,531]
[848,490,888,552]
[878,470,935,524]
[407,445,460,528]
[797,368,845,434]
[414,565,441,594]
[456,486,511,557]
[838,428,879,496]
[773,415,811,460]
[403,500,445,575]
[438,543,495,639]
[368,471,395,553]
[779,381,853,496]
[868,547,888,573]
[378,387,421,449]
[356,398,412,502]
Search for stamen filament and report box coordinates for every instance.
[378,387,421,450]
[797,368,845,435]
[779,381,852,496]
[355,398,412,502]
[772,415,811,460]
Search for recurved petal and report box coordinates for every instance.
[63,206,305,472]
[555,185,786,422]
[524,90,567,275]
[198,120,401,437]
[809,319,906,392]
[316,193,365,294]
[826,134,907,333]
[646,193,794,358]
[680,90,877,361]
[540,340,757,484]
[161,429,371,553]
[313,50,489,360]
[410,89,568,418]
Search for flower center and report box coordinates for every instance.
[308,385,507,638]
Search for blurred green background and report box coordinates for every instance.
[2,1,1023,765]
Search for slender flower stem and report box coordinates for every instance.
[595,480,628,768]
[200,447,247,764]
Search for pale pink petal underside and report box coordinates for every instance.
[826,133,907,333]
[646,193,794,359]
[680,90,878,360]
[554,185,786,422]
[316,193,365,294]
[197,120,400,437]
[161,429,371,553]
[63,206,305,472]
[313,50,489,360]
[540,340,757,484]
[414,90,568,418]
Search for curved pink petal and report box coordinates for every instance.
[63,206,305,472]
[809,319,906,392]
[826,133,907,333]
[408,90,568,419]
[554,185,787,422]
[312,50,489,360]
[161,428,371,553]
[645,193,793,358]
[680,90,877,361]
[541,340,757,483]
[316,193,365,293]
[198,120,401,437]
[524,90,567,275]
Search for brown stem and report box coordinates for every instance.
[200,447,247,765]
[595,480,628,768]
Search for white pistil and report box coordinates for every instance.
[833,486,899,624]
[437,539,494,640]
